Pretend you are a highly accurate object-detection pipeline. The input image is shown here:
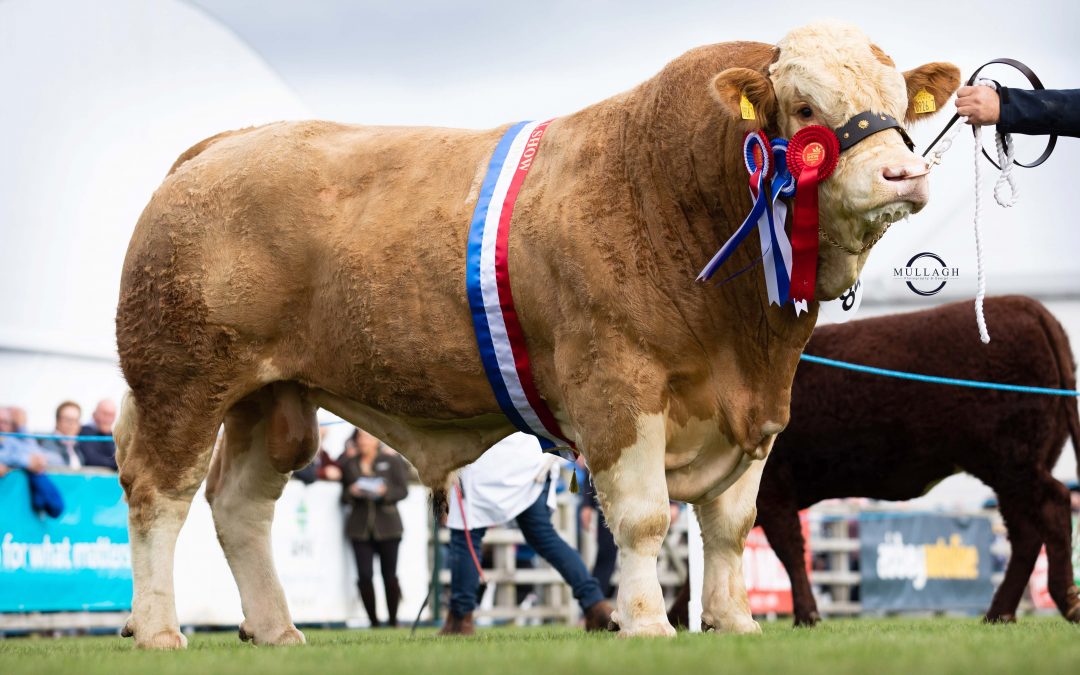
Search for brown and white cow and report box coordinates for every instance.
[113,22,958,647]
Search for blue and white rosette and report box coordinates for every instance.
[697,131,773,282]
[761,139,796,305]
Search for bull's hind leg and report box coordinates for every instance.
[591,414,676,637]
[205,382,319,646]
[693,458,765,635]
[1031,473,1080,622]
[115,393,218,649]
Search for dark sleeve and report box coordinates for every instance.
[292,462,317,484]
[381,455,410,505]
[339,460,353,505]
[997,87,1080,138]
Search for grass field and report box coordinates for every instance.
[2,617,1079,675]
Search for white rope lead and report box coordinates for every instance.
[929,79,1019,344]
[972,122,991,344]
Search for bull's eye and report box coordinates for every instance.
[798,107,814,119]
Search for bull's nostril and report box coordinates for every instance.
[883,164,931,182]
[882,167,909,181]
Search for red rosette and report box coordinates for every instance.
[787,125,839,305]
[787,125,840,180]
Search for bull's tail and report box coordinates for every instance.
[113,390,139,472]
[1034,303,1080,480]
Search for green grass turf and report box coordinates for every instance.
[1,617,1078,675]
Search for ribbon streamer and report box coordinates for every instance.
[697,131,773,282]
[759,139,796,304]
[786,125,840,304]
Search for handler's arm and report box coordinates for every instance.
[998,87,1080,138]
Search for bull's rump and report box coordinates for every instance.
[117,120,515,418]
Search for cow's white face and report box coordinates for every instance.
[712,22,960,299]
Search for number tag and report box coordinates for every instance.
[819,278,863,324]
[913,89,936,114]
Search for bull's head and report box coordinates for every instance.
[711,22,959,299]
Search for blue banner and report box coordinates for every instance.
[0,471,131,612]
[859,512,995,612]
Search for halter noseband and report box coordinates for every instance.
[834,111,914,153]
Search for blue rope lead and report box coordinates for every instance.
[0,431,114,441]
[2,419,348,442]
[800,353,1080,397]
[4,360,1076,445]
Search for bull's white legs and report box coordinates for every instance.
[207,418,304,646]
[124,494,196,649]
[693,457,766,634]
[116,393,214,650]
[591,414,675,637]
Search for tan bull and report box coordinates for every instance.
[114,22,958,648]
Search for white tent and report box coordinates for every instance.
[0,0,307,430]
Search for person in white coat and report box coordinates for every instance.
[440,433,614,635]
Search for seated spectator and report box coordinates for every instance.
[9,406,29,432]
[38,401,84,469]
[77,399,118,470]
[0,406,51,476]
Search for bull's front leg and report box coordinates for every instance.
[590,413,676,637]
[693,457,766,634]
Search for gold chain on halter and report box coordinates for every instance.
[818,221,894,256]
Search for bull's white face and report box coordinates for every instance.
[773,24,936,297]
[713,22,959,300]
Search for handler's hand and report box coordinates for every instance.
[955,85,1000,126]
[27,453,48,474]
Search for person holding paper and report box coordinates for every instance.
[340,428,411,628]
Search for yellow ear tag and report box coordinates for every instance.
[913,89,936,114]
[740,94,756,120]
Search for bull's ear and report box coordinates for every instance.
[902,62,961,123]
[711,67,776,130]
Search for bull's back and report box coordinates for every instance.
[118,120,509,417]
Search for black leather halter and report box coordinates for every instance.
[921,57,1056,169]
[834,111,914,153]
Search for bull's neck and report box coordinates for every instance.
[607,62,816,367]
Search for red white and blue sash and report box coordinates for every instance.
[466,120,573,451]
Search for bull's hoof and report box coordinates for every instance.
[702,616,761,635]
[617,620,676,638]
[136,629,188,650]
[983,613,1017,624]
[239,621,306,646]
[793,611,821,628]
[601,608,621,632]
[262,627,306,646]
[1065,603,1080,623]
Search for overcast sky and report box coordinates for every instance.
[186,0,1080,128]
